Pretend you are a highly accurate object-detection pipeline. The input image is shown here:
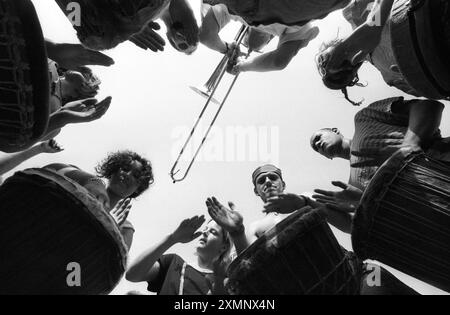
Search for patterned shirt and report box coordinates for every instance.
[350,97,411,190]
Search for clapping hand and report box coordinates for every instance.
[48,42,114,70]
[206,197,244,236]
[129,21,166,52]
[111,198,132,226]
[263,194,307,214]
[313,181,363,214]
[171,215,206,244]
[60,97,112,124]
[40,139,64,153]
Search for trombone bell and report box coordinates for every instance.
[189,86,221,106]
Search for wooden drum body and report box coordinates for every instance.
[353,148,450,292]
[227,208,360,295]
[0,0,50,152]
[390,0,450,99]
[0,168,127,295]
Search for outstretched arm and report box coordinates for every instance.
[45,39,114,69]
[0,140,63,177]
[126,216,205,283]
[199,6,231,54]
[234,39,309,73]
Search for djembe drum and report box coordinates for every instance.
[0,0,50,152]
[0,168,128,295]
[390,0,450,100]
[227,208,360,295]
[353,147,450,292]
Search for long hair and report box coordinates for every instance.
[316,39,366,106]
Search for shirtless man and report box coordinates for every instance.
[207,164,419,295]
[206,164,351,254]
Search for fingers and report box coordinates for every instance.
[90,97,112,120]
[313,189,334,197]
[228,202,236,211]
[81,98,99,107]
[85,50,115,67]
[332,181,348,190]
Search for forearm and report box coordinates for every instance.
[199,10,228,54]
[404,100,444,148]
[230,229,253,255]
[239,41,304,72]
[0,145,43,176]
[126,235,177,282]
[307,198,353,234]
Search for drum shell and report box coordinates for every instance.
[227,207,360,295]
[0,168,127,295]
[0,0,50,152]
[353,148,450,292]
[390,0,450,100]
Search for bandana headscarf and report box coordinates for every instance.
[252,164,283,186]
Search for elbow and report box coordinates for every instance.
[125,269,141,283]
[272,56,291,71]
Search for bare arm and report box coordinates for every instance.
[237,39,308,72]
[402,100,444,149]
[126,215,205,283]
[126,234,176,283]
[0,145,44,176]
[199,7,229,54]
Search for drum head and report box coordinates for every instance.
[0,0,50,152]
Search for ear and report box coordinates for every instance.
[254,186,259,196]
[281,181,286,191]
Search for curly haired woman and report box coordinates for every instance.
[45,150,154,250]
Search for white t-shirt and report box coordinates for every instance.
[202,4,319,47]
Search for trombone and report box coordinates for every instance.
[170,25,250,183]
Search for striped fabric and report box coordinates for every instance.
[349,97,410,190]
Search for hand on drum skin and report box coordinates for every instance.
[313,181,363,213]
[350,133,421,168]
[39,139,64,154]
[60,97,112,124]
[171,215,206,244]
[206,197,244,235]
[111,198,132,226]
[263,194,307,214]
[50,43,114,69]
[129,22,165,52]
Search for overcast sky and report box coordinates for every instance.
[15,0,449,295]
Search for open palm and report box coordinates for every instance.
[206,197,243,234]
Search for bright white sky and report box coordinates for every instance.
[13,0,449,295]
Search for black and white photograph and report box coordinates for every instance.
[1,0,450,300]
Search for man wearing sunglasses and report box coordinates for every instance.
[199,3,319,73]
[207,164,419,295]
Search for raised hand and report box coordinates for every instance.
[60,97,112,124]
[206,197,244,235]
[263,194,307,214]
[46,42,114,69]
[171,215,206,244]
[110,198,132,226]
[313,181,363,214]
[40,139,64,153]
[129,22,165,52]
